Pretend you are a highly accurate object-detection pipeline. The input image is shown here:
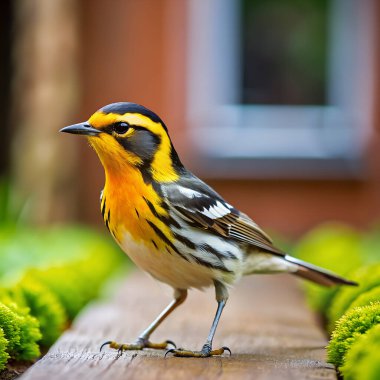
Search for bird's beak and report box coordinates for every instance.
[60,122,100,136]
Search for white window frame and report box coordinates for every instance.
[186,0,375,178]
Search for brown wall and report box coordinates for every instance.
[74,0,380,239]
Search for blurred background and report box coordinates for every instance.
[0,0,379,238]
[1,1,380,372]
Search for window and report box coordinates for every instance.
[242,0,328,106]
[186,0,375,178]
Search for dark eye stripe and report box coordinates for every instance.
[116,128,160,163]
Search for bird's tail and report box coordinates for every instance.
[285,255,358,287]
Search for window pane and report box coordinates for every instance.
[242,0,328,105]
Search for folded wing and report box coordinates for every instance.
[160,176,284,256]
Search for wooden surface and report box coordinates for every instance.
[21,271,336,380]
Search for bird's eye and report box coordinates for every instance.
[113,122,130,135]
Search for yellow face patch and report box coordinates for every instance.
[88,130,143,170]
[87,111,179,183]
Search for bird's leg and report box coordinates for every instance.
[166,281,231,358]
[101,288,187,353]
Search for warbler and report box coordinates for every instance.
[61,102,356,358]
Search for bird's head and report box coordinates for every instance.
[60,102,183,182]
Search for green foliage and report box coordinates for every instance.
[293,223,362,311]
[0,183,127,366]
[0,303,22,358]
[0,328,9,370]
[0,224,125,362]
[23,245,123,320]
[24,266,87,320]
[0,302,41,361]
[327,302,380,368]
[360,226,380,264]
[294,223,380,376]
[347,286,380,313]
[0,225,123,284]
[293,223,362,273]
[9,279,66,346]
[341,324,380,380]
[327,264,380,330]
[0,179,24,226]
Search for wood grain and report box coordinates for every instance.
[21,271,336,380]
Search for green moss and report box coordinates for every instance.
[327,302,380,368]
[11,225,125,321]
[341,324,380,380]
[0,225,123,284]
[23,267,87,320]
[0,224,125,359]
[23,253,121,320]
[293,223,362,311]
[347,286,380,312]
[0,302,41,360]
[0,303,21,357]
[294,223,362,269]
[360,226,380,264]
[0,288,14,306]
[327,264,380,330]
[10,279,66,346]
[0,328,9,370]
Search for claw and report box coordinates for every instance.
[100,341,112,352]
[165,348,175,358]
[101,338,174,353]
[166,345,231,358]
[165,339,177,349]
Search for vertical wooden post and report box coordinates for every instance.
[11,0,80,224]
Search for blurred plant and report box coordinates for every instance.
[0,225,117,284]
[327,264,380,331]
[0,222,126,369]
[0,175,128,372]
[341,324,380,380]
[6,279,66,346]
[347,286,380,312]
[0,302,41,361]
[0,328,9,370]
[0,179,25,225]
[23,257,117,320]
[327,302,380,368]
[268,231,294,254]
[360,225,380,264]
[293,223,362,311]
[18,227,124,319]
[294,223,380,376]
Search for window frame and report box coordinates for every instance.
[186,0,375,179]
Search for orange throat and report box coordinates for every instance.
[99,160,174,251]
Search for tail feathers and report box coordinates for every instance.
[285,255,358,287]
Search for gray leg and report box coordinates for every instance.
[200,280,229,353]
[138,288,187,343]
[166,280,231,358]
[101,288,187,352]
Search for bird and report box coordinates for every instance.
[60,102,357,358]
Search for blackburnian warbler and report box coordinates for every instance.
[61,102,356,358]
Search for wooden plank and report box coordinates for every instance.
[21,271,336,380]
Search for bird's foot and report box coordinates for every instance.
[100,338,176,353]
[165,343,231,358]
